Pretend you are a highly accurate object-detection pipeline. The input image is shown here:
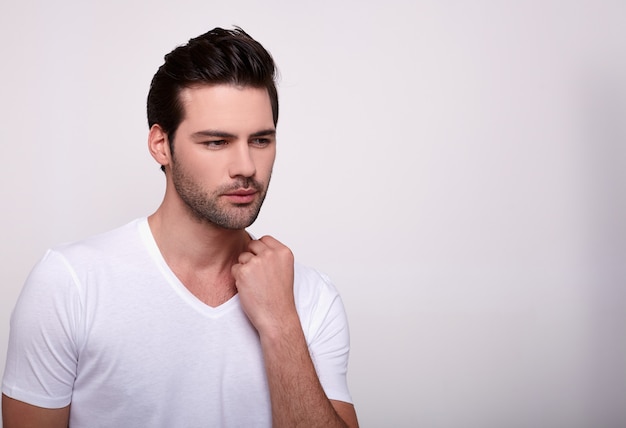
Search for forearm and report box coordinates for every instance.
[2,394,70,428]
[233,236,356,426]
[260,316,348,428]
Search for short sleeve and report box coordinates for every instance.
[1,250,82,408]
[296,267,353,404]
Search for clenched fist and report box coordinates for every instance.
[231,236,297,336]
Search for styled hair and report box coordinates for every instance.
[147,27,279,170]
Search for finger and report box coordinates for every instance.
[258,235,284,249]
[238,251,255,264]
[257,236,293,262]
[231,263,246,284]
[247,236,284,254]
[247,239,270,255]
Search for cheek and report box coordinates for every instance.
[255,150,276,175]
[179,155,223,184]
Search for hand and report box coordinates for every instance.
[231,236,297,335]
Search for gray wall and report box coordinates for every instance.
[1,1,625,426]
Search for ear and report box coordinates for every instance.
[148,124,171,169]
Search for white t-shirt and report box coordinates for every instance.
[2,218,352,427]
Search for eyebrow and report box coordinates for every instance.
[191,129,276,139]
[251,129,277,138]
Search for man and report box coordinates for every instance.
[2,27,358,427]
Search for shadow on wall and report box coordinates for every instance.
[581,68,626,427]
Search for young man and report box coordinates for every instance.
[2,27,358,427]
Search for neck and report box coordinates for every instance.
[147,201,251,307]
[148,206,249,270]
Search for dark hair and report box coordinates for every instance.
[147,27,279,170]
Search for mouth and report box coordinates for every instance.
[223,188,258,204]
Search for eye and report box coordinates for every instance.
[203,140,228,148]
[250,138,271,147]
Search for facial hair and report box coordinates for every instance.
[171,160,270,230]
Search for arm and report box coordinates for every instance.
[2,394,70,428]
[2,250,79,427]
[259,315,358,427]
[232,236,358,428]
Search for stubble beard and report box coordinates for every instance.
[171,161,270,230]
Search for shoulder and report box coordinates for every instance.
[292,262,348,330]
[54,218,144,254]
[22,218,147,294]
[50,218,146,266]
[293,262,340,300]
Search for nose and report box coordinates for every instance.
[229,142,256,178]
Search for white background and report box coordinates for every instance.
[1,1,625,427]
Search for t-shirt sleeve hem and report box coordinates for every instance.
[326,389,354,405]
[1,382,72,409]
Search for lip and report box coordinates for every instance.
[223,189,257,204]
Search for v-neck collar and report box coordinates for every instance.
[137,217,241,318]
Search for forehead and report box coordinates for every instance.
[178,84,274,132]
